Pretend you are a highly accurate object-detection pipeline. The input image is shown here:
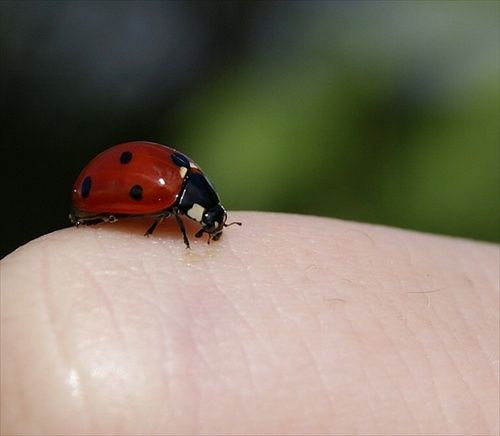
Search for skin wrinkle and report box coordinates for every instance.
[205,333,251,430]
[215,247,318,432]
[218,279,273,388]
[157,315,196,431]
[338,229,448,432]
[426,294,481,433]
[421,310,457,432]
[348,322,378,434]
[308,290,364,432]
[281,245,341,418]
[391,299,442,429]
[363,299,417,430]
[126,298,170,406]
[8,250,41,432]
[452,294,498,429]
[151,314,173,429]
[398,238,495,431]
[323,288,360,428]
[415,294,458,433]
[93,271,128,359]
[74,237,163,432]
[356,306,401,430]
[293,312,337,423]
[61,298,98,433]
[460,253,500,370]
[456,271,497,429]
[141,265,181,412]
[370,228,490,432]
[181,294,204,432]
[396,323,431,435]
[75,260,130,407]
[12,243,80,434]
[191,258,254,429]
[187,273,252,430]
[461,308,498,425]
[42,244,95,434]
[211,290,254,393]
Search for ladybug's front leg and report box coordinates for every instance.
[173,214,190,249]
[145,214,191,249]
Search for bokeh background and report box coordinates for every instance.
[1,1,499,258]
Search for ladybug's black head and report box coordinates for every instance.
[177,171,240,244]
[195,204,227,242]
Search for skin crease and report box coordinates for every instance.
[1,212,499,435]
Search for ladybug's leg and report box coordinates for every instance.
[77,217,105,227]
[145,217,163,236]
[69,210,108,227]
[174,214,191,249]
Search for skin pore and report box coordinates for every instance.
[1,212,499,435]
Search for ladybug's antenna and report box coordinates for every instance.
[225,221,242,228]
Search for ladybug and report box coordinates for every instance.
[69,141,240,248]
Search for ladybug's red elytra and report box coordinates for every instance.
[69,141,241,248]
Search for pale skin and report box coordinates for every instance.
[1,212,499,435]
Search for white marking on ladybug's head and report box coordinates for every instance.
[187,203,205,223]
[179,166,188,179]
[189,162,200,170]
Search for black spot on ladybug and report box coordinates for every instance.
[81,176,92,198]
[129,184,143,201]
[120,151,132,164]
[171,152,190,168]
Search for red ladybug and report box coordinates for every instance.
[70,141,240,248]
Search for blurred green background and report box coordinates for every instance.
[1,1,499,258]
